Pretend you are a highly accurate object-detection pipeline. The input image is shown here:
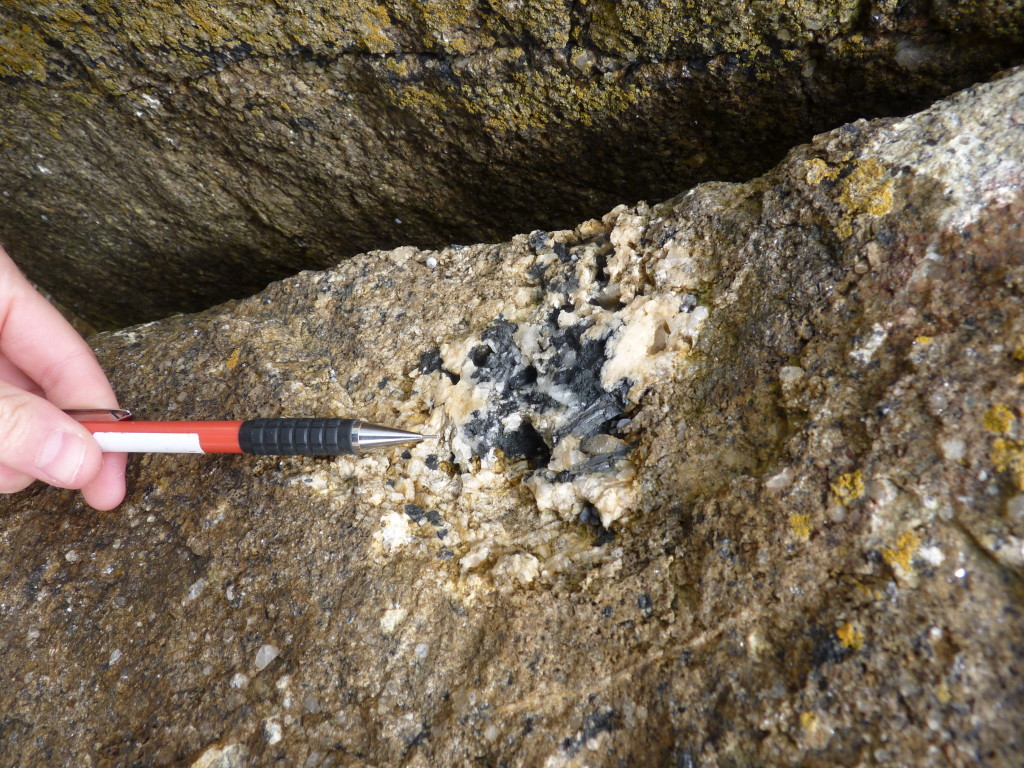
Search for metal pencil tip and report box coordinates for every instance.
[352,421,437,452]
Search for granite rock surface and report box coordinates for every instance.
[2,68,1024,766]
[2,0,1023,327]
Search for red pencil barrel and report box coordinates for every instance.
[80,421,245,453]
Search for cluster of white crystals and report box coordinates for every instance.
[289,201,712,590]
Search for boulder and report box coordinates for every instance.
[1,1,1022,327]
[1,67,1023,765]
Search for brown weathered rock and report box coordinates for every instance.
[2,1,1023,327]
[2,68,1024,766]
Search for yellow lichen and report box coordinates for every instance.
[830,470,864,506]
[983,404,1016,435]
[836,622,864,650]
[586,0,865,62]
[882,530,921,572]
[835,157,895,238]
[914,336,933,345]
[396,85,449,123]
[990,438,1024,490]
[225,348,240,370]
[804,157,838,186]
[855,582,883,600]
[6,0,646,134]
[799,711,818,731]
[789,513,811,540]
[414,0,480,53]
[384,57,411,77]
[935,682,951,704]
[355,4,398,54]
[0,23,50,80]
[1,0,414,84]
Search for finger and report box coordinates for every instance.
[81,451,128,511]
[0,248,126,509]
[0,353,42,394]
[0,464,34,495]
[0,382,104,490]
[0,251,118,410]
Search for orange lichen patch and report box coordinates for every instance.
[789,513,811,540]
[836,622,864,650]
[882,530,921,572]
[830,470,864,505]
[226,348,241,370]
[990,438,1024,490]
[983,404,1016,435]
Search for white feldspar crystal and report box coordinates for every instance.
[849,323,888,363]
[765,467,795,492]
[263,719,282,745]
[779,366,805,385]
[601,296,708,394]
[380,607,407,634]
[230,672,249,689]
[254,644,280,671]
[380,511,412,551]
[940,437,966,461]
[184,578,206,603]
[460,544,491,571]
[493,552,541,587]
[188,744,245,768]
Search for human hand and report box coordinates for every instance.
[0,245,127,510]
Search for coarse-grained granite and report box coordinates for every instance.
[1,68,1023,766]
[1,0,1023,327]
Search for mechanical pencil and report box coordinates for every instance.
[65,410,433,456]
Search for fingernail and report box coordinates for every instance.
[36,430,87,486]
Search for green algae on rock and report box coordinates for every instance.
[1,0,1023,327]
[1,67,1024,766]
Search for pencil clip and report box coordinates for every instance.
[64,408,134,422]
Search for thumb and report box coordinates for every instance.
[0,383,103,492]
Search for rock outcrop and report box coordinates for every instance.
[2,1,1022,327]
[1,66,1023,766]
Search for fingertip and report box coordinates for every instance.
[81,453,127,511]
[82,490,121,512]
[36,428,106,490]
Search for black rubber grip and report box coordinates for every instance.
[238,418,356,455]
